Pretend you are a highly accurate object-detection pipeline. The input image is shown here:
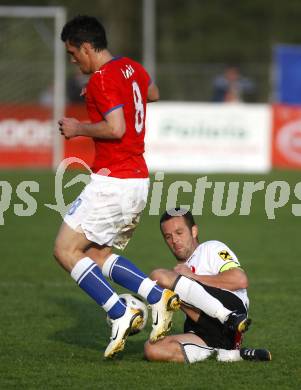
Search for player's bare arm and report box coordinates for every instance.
[58,107,126,140]
[174,263,248,291]
[147,82,160,102]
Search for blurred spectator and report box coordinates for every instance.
[212,66,256,102]
[39,70,89,107]
[39,85,54,107]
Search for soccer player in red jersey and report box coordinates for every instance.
[54,15,180,359]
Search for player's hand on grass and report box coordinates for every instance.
[58,117,81,139]
[173,264,195,278]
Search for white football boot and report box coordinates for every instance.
[104,306,143,358]
[149,289,181,343]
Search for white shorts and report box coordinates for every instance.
[64,174,149,250]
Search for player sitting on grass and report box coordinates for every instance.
[144,209,271,363]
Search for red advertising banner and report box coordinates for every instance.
[0,104,94,169]
[0,104,52,168]
[5,103,301,171]
[272,104,301,169]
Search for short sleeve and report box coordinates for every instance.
[89,71,124,117]
[205,241,241,274]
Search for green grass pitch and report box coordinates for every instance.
[0,169,300,389]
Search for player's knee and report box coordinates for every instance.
[144,341,154,361]
[149,268,170,288]
[53,239,66,265]
[150,268,177,289]
[144,341,160,361]
[149,268,164,282]
[144,339,184,362]
[53,237,75,271]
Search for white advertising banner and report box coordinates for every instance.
[145,103,271,173]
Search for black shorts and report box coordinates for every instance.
[183,283,247,350]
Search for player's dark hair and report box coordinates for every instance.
[61,15,107,51]
[160,208,196,230]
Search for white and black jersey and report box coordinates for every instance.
[185,240,249,310]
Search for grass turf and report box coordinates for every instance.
[0,169,300,389]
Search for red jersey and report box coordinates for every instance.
[85,56,151,178]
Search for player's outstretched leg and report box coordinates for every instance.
[102,255,181,342]
[217,347,271,362]
[70,257,143,358]
[104,305,144,359]
[174,275,251,334]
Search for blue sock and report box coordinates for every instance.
[102,255,164,304]
[71,257,126,319]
